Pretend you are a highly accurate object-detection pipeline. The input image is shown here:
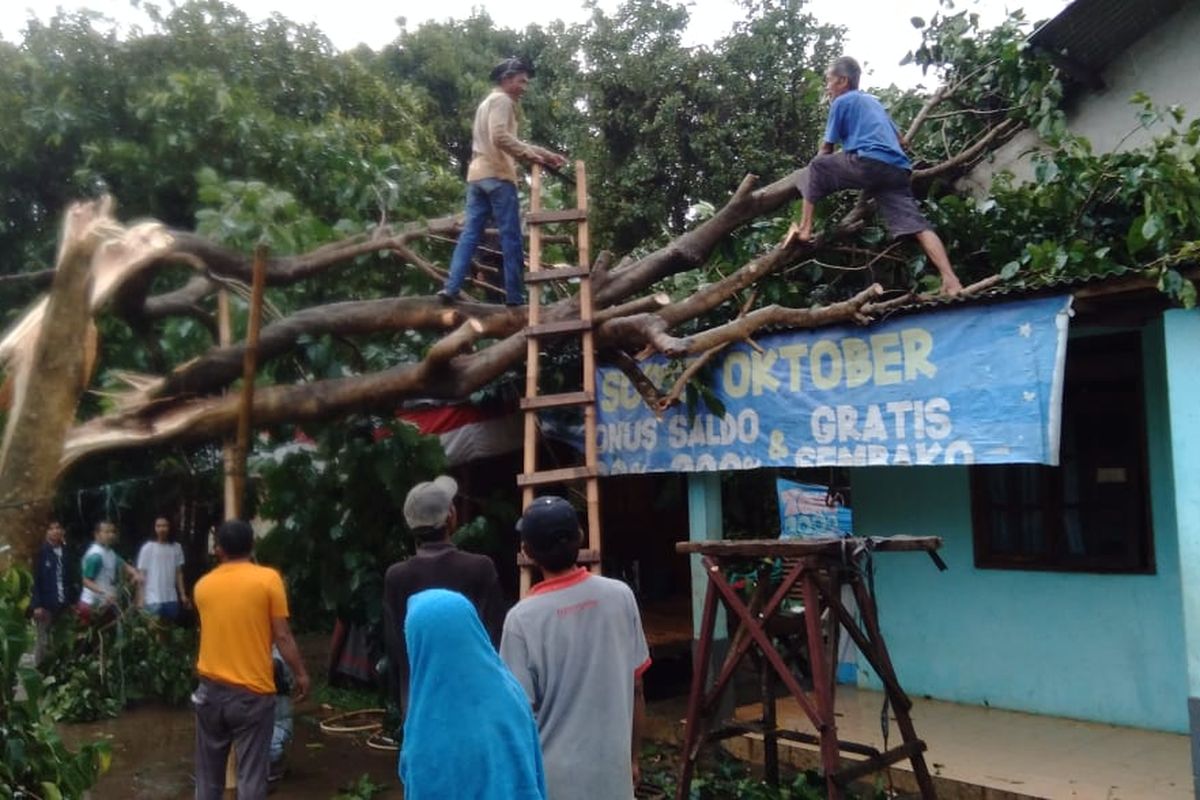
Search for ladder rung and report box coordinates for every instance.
[526,319,592,337]
[519,549,600,567]
[520,391,594,411]
[517,466,598,487]
[525,266,591,283]
[526,208,588,225]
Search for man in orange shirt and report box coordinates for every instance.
[192,520,310,800]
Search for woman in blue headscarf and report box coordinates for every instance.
[400,588,547,800]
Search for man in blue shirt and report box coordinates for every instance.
[788,56,963,295]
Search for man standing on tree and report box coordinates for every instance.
[787,56,964,296]
[193,520,309,800]
[438,57,567,306]
[501,496,651,800]
[382,475,505,716]
[136,515,189,621]
[30,519,72,665]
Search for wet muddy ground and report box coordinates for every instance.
[57,631,403,799]
[63,700,404,799]
[57,633,692,799]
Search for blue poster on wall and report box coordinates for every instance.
[595,295,1072,474]
[777,478,853,539]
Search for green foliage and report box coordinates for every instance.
[254,419,449,629]
[639,744,881,799]
[0,568,111,799]
[41,609,198,722]
[388,0,841,252]
[312,678,381,712]
[332,773,387,800]
[922,107,1200,301]
[0,0,457,327]
[902,6,1065,143]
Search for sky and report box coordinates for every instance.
[0,0,1072,89]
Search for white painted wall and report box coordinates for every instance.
[962,1,1200,193]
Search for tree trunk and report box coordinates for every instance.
[0,202,103,566]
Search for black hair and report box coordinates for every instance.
[490,56,534,84]
[525,529,582,573]
[217,519,254,558]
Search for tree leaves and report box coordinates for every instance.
[0,567,111,797]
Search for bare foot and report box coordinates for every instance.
[782,222,812,247]
[940,275,964,296]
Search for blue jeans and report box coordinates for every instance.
[146,601,181,620]
[444,178,525,303]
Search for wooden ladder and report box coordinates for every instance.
[518,160,601,596]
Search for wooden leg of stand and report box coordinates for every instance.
[225,750,237,790]
[850,577,937,799]
[761,654,779,786]
[802,569,842,800]
[677,577,720,800]
[825,571,842,707]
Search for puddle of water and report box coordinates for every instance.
[61,703,404,799]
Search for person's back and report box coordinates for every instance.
[501,496,650,800]
[195,560,283,693]
[825,90,910,170]
[192,520,308,800]
[502,571,649,800]
[401,589,546,800]
[382,476,506,712]
[384,544,504,695]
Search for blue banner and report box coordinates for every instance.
[596,296,1071,474]
[777,479,853,539]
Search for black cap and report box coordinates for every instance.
[517,496,579,549]
[490,56,534,83]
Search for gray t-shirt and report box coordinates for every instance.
[500,570,650,800]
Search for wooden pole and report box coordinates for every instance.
[230,244,269,519]
[575,160,601,575]
[220,245,268,792]
[519,165,544,598]
[217,290,238,519]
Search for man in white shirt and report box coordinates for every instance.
[137,515,189,621]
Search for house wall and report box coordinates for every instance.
[850,319,1188,732]
[962,1,1200,193]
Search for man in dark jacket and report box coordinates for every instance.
[30,520,71,665]
[382,475,505,715]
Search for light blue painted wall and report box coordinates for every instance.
[850,320,1188,732]
[1163,310,1200,701]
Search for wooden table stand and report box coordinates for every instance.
[674,537,944,800]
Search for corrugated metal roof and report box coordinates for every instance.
[879,266,1139,314]
[1028,0,1185,85]
[759,267,1171,334]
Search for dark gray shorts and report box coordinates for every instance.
[800,152,930,238]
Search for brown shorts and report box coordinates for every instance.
[800,152,931,238]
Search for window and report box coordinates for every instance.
[971,332,1153,573]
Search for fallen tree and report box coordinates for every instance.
[8,5,1200,568]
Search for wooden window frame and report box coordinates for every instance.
[970,332,1155,574]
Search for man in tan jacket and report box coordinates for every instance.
[439,57,566,306]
